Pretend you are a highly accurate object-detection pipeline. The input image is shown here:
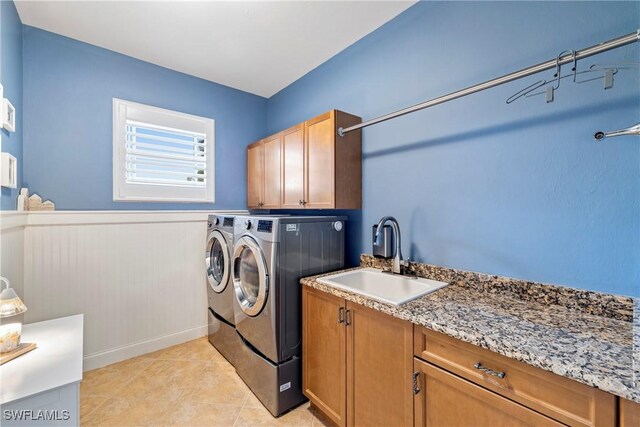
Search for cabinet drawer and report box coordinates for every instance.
[414,326,615,427]
[414,358,563,427]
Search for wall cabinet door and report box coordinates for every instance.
[346,302,414,427]
[302,287,347,427]
[262,133,282,209]
[282,124,305,208]
[414,358,563,427]
[246,142,263,208]
[304,111,335,209]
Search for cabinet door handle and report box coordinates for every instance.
[474,362,506,379]
[299,200,304,206]
[413,371,421,395]
[345,309,351,326]
[338,307,345,324]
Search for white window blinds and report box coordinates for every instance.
[125,120,207,187]
[113,99,215,202]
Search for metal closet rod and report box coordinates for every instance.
[338,29,640,137]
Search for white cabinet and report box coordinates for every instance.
[0,315,83,426]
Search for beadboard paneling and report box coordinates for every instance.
[20,211,246,370]
[0,213,27,301]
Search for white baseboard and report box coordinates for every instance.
[82,325,208,371]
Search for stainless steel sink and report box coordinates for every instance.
[317,268,448,306]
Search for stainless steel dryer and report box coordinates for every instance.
[231,215,345,416]
[206,214,242,366]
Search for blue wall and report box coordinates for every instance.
[22,26,267,210]
[267,1,640,297]
[0,0,23,210]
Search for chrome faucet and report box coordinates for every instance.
[374,216,408,275]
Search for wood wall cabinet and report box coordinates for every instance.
[246,133,282,209]
[247,110,362,210]
[246,141,263,208]
[261,133,282,208]
[302,286,413,427]
[281,124,305,208]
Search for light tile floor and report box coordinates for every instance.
[81,338,332,426]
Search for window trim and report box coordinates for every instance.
[112,98,215,203]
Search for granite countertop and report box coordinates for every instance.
[301,256,639,403]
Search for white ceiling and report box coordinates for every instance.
[15,1,415,97]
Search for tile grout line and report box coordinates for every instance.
[81,357,159,422]
[81,340,211,424]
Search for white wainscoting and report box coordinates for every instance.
[5,210,246,371]
[0,212,27,301]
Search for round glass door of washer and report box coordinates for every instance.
[205,230,230,293]
[232,236,268,316]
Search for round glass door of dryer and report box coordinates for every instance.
[232,236,268,317]
[205,230,230,293]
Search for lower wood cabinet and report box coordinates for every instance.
[620,398,640,427]
[302,286,622,427]
[413,358,562,427]
[414,326,615,427]
[302,286,413,427]
[302,286,347,426]
[346,299,414,427]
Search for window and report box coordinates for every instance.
[112,99,214,202]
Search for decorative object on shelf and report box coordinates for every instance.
[2,97,16,133]
[41,200,55,211]
[27,194,42,210]
[0,276,34,363]
[0,152,17,189]
[25,193,56,211]
[594,122,640,141]
[16,188,29,211]
[0,342,36,365]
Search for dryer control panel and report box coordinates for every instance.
[257,220,273,233]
